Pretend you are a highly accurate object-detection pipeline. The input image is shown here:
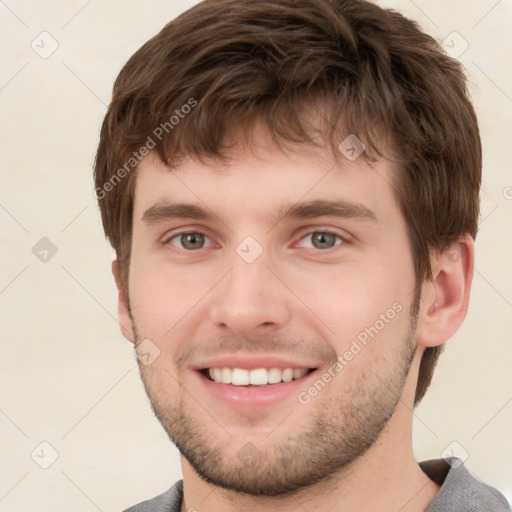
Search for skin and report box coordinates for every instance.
[113,125,474,511]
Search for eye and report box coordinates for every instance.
[297,231,344,250]
[166,232,213,251]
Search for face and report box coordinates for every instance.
[124,130,420,496]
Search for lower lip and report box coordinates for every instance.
[193,370,319,410]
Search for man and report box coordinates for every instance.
[94,0,510,510]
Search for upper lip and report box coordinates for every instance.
[191,354,322,371]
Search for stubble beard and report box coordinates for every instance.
[135,296,420,497]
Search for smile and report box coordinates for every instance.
[205,367,314,386]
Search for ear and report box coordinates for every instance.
[415,235,475,348]
[112,258,136,343]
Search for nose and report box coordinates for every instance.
[208,246,292,339]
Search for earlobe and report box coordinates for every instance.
[416,235,474,348]
[112,259,136,343]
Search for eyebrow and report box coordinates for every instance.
[141,199,378,226]
[278,199,377,223]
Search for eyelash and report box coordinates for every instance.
[163,229,347,252]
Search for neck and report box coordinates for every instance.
[180,399,440,512]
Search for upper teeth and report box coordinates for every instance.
[208,367,309,386]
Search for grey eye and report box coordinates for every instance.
[170,232,208,250]
[301,232,342,250]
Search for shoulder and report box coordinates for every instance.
[422,458,511,512]
[122,480,183,512]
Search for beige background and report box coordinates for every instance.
[1,0,511,510]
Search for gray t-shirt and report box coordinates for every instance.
[124,457,510,511]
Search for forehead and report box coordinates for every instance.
[132,131,401,228]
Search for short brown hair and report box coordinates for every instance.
[94,0,481,405]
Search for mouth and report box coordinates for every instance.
[193,358,323,410]
[201,367,316,386]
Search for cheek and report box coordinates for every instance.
[284,261,412,348]
[128,254,216,337]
